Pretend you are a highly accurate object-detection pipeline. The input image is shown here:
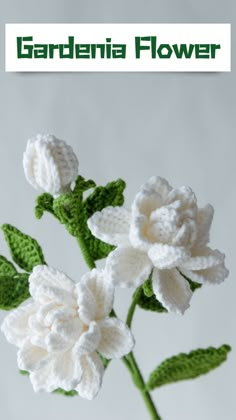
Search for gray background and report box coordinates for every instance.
[0,1,235,419]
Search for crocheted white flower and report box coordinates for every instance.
[88,176,228,314]
[23,134,79,196]
[1,266,134,399]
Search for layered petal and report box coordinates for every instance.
[152,268,192,314]
[97,318,134,359]
[87,206,131,246]
[180,247,225,271]
[194,204,214,248]
[180,262,229,285]
[76,353,104,400]
[17,340,48,371]
[74,322,101,356]
[106,246,152,287]
[148,244,190,269]
[141,176,172,199]
[76,269,114,323]
[1,302,36,347]
[30,265,75,306]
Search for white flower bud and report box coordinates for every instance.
[23,134,79,196]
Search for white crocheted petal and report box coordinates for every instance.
[165,186,197,208]
[74,322,101,356]
[195,204,214,247]
[181,247,225,271]
[131,189,163,218]
[106,246,152,288]
[29,265,75,306]
[1,302,36,347]
[129,215,154,251]
[87,206,131,246]
[180,262,229,285]
[51,318,83,343]
[148,244,190,269]
[141,176,172,199]
[97,318,134,359]
[76,269,114,323]
[17,340,48,371]
[23,134,78,196]
[76,353,104,400]
[29,356,56,392]
[152,268,192,314]
[52,350,83,391]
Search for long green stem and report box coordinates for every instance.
[76,232,161,420]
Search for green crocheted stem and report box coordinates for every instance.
[75,220,162,420]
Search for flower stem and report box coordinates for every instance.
[126,286,143,328]
[76,233,161,419]
[126,352,161,420]
[76,234,96,269]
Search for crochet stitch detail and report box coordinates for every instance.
[146,345,231,390]
[0,273,30,310]
[2,224,46,272]
[0,256,17,276]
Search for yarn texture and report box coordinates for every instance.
[88,176,228,314]
[1,265,134,400]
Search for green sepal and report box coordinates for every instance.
[146,344,231,391]
[35,193,54,219]
[2,224,46,272]
[53,388,78,397]
[143,276,154,298]
[83,178,126,218]
[137,289,167,313]
[0,256,17,276]
[0,273,30,310]
[179,270,202,291]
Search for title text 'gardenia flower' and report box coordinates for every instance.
[88,176,229,314]
[1,266,134,400]
[23,134,79,196]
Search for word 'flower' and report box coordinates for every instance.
[1,266,134,399]
[88,176,228,314]
[23,134,79,196]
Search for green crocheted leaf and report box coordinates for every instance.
[143,277,154,298]
[2,224,46,272]
[83,179,126,260]
[179,271,202,292]
[0,256,17,276]
[137,289,167,313]
[146,345,231,390]
[35,193,54,219]
[84,178,126,218]
[73,175,96,195]
[0,273,30,310]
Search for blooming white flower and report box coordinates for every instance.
[1,266,134,399]
[23,134,79,196]
[88,176,229,314]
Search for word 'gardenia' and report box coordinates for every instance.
[88,176,228,314]
[0,134,231,420]
[1,266,134,399]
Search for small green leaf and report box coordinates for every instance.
[2,224,46,272]
[0,256,17,276]
[146,345,231,390]
[137,289,167,313]
[73,176,96,196]
[53,388,78,397]
[84,178,126,219]
[35,193,54,219]
[0,273,30,310]
[19,370,29,376]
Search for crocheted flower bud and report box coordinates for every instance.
[23,134,79,196]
